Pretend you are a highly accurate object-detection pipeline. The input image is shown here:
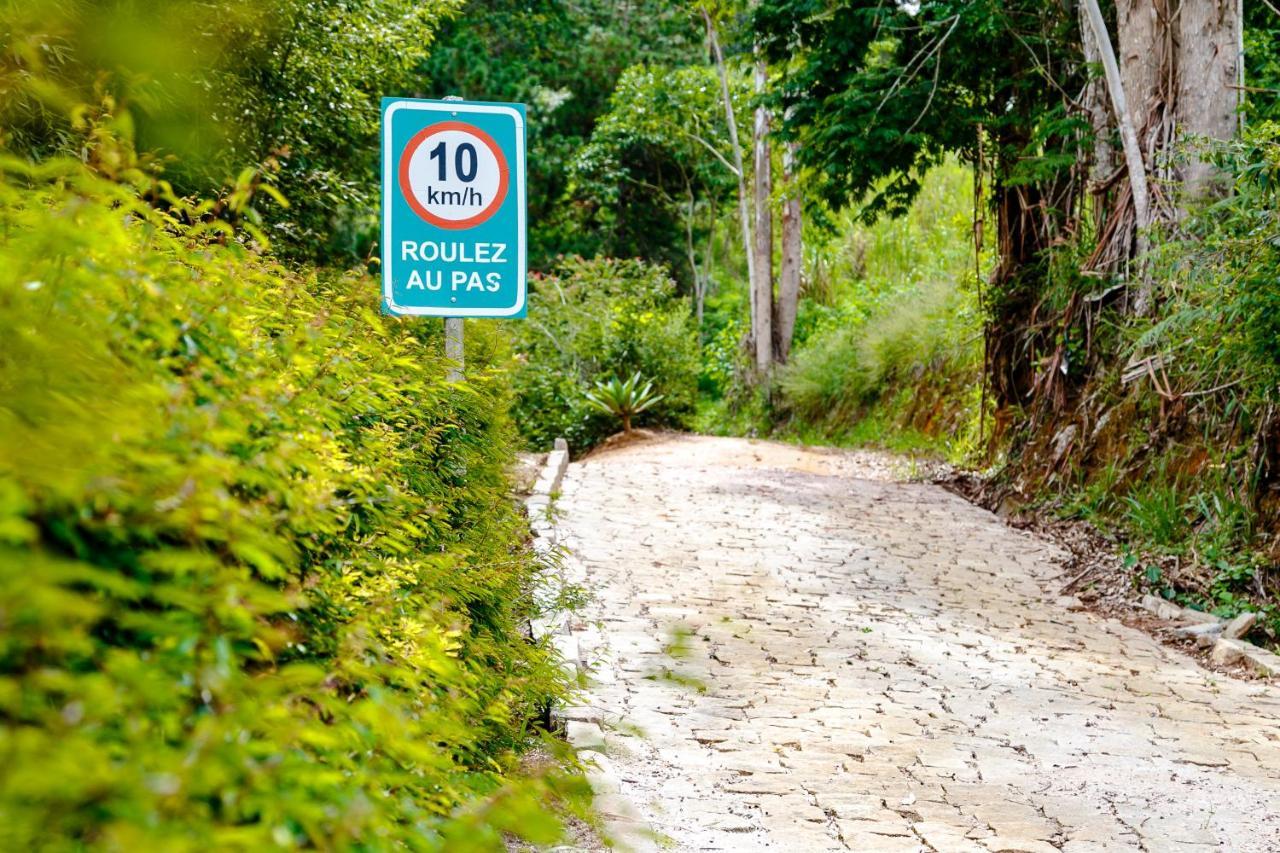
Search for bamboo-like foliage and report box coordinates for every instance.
[0,128,582,853]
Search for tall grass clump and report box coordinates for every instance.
[781,278,979,418]
[777,162,984,454]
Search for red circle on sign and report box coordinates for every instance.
[398,120,510,230]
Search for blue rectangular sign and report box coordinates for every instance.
[381,98,526,317]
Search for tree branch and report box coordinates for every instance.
[684,130,740,176]
[1080,0,1153,311]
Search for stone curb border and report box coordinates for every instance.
[523,442,646,846]
[526,437,569,534]
[525,439,586,728]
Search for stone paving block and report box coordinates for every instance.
[979,836,1063,853]
[553,435,1280,851]
[836,825,925,852]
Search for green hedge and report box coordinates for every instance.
[0,154,580,849]
[510,257,700,451]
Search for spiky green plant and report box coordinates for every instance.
[583,372,665,433]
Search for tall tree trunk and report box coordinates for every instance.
[1084,0,1240,312]
[775,141,802,363]
[752,51,773,375]
[1175,0,1242,195]
[988,175,1048,408]
[703,11,755,340]
[1082,0,1154,312]
[1116,0,1164,139]
[1083,0,1167,280]
[1117,0,1179,208]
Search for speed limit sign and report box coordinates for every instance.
[381,98,526,317]
[399,121,508,229]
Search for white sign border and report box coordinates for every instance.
[382,100,527,318]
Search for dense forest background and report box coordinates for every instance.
[2,0,1280,846]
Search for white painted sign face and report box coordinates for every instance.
[400,123,508,229]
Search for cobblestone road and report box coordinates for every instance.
[554,435,1280,852]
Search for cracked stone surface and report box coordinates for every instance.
[554,435,1280,852]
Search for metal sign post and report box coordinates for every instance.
[445,317,464,381]
[380,96,527,378]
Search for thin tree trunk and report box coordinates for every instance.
[703,11,755,340]
[752,51,773,375]
[702,192,718,341]
[1081,0,1154,312]
[776,140,802,363]
[683,178,704,333]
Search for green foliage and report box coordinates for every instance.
[755,0,1084,218]
[0,152,582,848]
[804,160,978,318]
[1090,122,1280,625]
[1122,484,1187,550]
[1069,459,1126,521]
[1121,124,1280,547]
[1055,120,1280,624]
[511,258,700,450]
[583,373,666,433]
[572,64,744,284]
[1108,461,1270,633]
[1244,3,1280,124]
[223,0,462,258]
[699,315,747,398]
[3,0,461,261]
[780,276,978,429]
[421,0,701,268]
[2,0,251,163]
[1149,124,1280,388]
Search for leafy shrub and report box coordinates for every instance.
[1142,122,1280,390]
[1094,122,1280,626]
[0,153,581,849]
[698,315,747,398]
[4,0,461,263]
[511,257,699,450]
